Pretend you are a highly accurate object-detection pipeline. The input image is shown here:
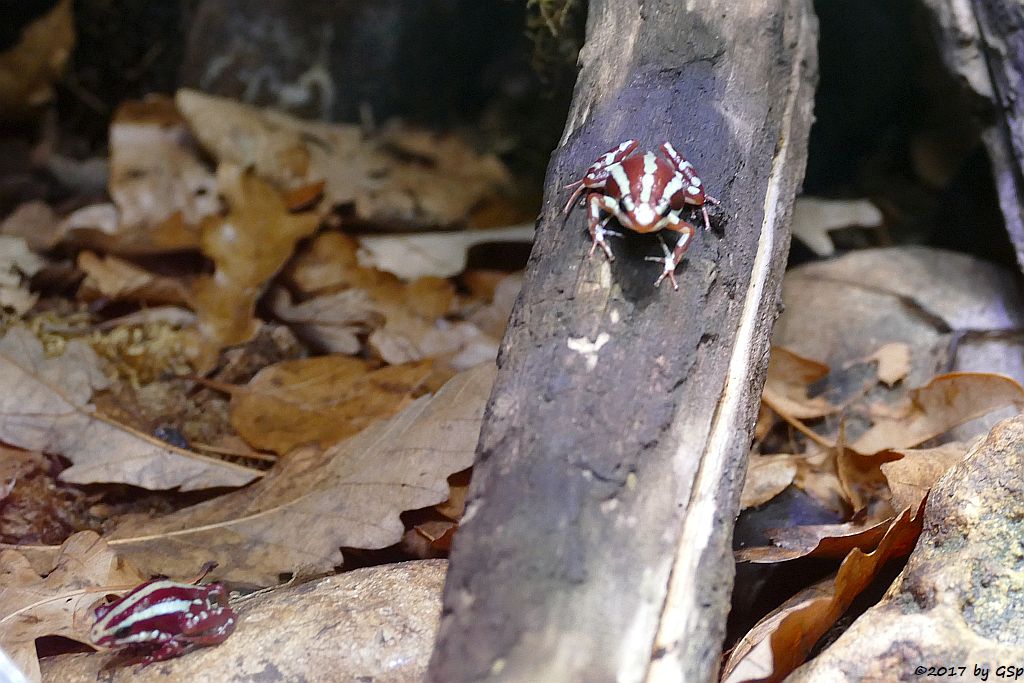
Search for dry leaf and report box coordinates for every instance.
[357,124,513,228]
[107,97,218,242]
[0,327,258,490]
[76,251,190,306]
[0,236,43,315]
[723,504,925,683]
[464,271,523,340]
[761,347,836,420]
[789,197,883,257]
[60,99,219,255]
[356,224,534,280]
[792,449,849,517]
[735,515,892,564]
[175,89,512,228]
[435,469,471,521]
[228,356,433,454]
[866,342,912,387]
[413,520,457,552]
[0,531,145,683]
[0,0,73,121]
[851,372,1024,454]
[880,442,968,512]
[268,287,379,355]
[188,165,320,368]
[741,455,800,509]
[285,231,388,295]
[0,201,63,251]
[98,363,496,584]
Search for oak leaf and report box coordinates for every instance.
[723,504,925,683]
[61,97,218,255]
[188,165,320,369]
[0,531,146,683]
[98,363,496,584]
[76,251,190,306]
[761,347,836,420]
[228,356,433,454]
[0,327,258,490]
[851,372,1024,454]
[0,236,43,316]
[175,89,512,228]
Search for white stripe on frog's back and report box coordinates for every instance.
[609,163,631,197]
[640,153,658,203]
[662,172,685,206]
[107,599,195,634]
[96,580,179,626]
[602,140,635,165]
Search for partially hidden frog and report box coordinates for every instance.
[90,577,237,666]
[562,139,720,289]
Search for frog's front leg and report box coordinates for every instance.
[586,193,622,261]
[140,639,193,667]
[645,214,696,290]
[182,607,237,646]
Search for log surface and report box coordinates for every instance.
[428,2,818,682]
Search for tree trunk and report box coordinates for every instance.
[428,2,818,681]
[924,0,1024,271]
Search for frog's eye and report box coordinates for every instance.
[114,625,134,640]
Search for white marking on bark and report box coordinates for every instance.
[567,333,611,371]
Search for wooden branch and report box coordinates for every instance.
[428,2,817,682]
[924,0,1024,270]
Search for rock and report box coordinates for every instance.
[787,416,1024,682]
[40,559,447,683]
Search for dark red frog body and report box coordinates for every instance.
[90,577,237,666]
[563,139,719,289]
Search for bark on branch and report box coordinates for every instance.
[924,0,1024,272]
[429,2,818,681]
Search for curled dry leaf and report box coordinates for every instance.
[188,166,319,369]
[880,442,968,512]
[723,503,925,683]
[76,251,190,306]
[741,455,800,510]
[735,515,892,564]
[761,347,836,420]
[108,98,218,240]
[0,0,73,121]
[228,356,433,454]
[285,231,388,295]
[0,236,44,316]
[851,372,1024,454]
[0,327,258,490]
[175,89,512,228]
[97,363,496,584]
[61,98,218,255]
[866,342,911,387]
[268,287,379,355]
[358,124,513,228]
[0,531,146,683]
